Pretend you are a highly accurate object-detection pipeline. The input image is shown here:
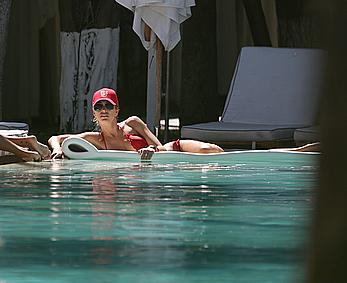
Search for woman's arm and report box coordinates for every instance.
[48,132,99,159]
[124,116,163,147]
[124,116,170,156]
[48,134,72,159]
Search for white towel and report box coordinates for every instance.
[116,0,195,51]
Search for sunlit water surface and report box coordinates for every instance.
[0,154,318,283]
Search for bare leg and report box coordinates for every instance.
[15,147,42,162]
[270,142,321,152]
[0,135,41,161]
[163,140,224,153]
[7,135,51,159]
[290,142,320,152]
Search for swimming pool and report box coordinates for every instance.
[0,153,318,283]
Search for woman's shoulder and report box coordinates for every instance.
[77,131,99,136]
[77,131,100,140]
[76,132,104,147]
[123,116,145,128]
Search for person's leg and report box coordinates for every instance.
[8,136,51,159]
[163,139,224,153]
[270,142,321,152]
[291,142,320,152]
[7,135,51,159]
[0,135,41,161]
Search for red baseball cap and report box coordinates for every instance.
[92,88,119,106]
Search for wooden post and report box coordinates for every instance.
[155,39,163,132]
[145,24,163,135]
[164,50,170,143]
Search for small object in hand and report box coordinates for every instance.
[138,146,156,160]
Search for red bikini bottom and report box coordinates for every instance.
[172,139,181,151]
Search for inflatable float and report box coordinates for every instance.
[61,136,319,164]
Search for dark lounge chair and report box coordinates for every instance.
[181,47,326,149]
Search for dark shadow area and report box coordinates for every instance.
[305,1,347,283]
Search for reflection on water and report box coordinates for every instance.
[0,156,318,283]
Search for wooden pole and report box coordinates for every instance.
[164,50,170,143]
[145,23,163,136]
[155,39,163,133]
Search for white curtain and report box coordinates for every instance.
[59,28,120,132]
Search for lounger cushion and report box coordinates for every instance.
[181,121,309,142]
[181,47,326,145]
[221,47,325,125]
[0,122,29,136]
[294,126,320,144]
[0,122,29,158]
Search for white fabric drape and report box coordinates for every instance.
[59,28,120,132]
[115,0,195,51]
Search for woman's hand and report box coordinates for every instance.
[50,147,64,159]
[138,146,156,160]
[48,134,71,159]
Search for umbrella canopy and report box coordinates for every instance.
[115,0,195,137]
[116,0,195,51]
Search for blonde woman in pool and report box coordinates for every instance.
[49,88,224,160]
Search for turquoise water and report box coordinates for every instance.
[0,154,318,283]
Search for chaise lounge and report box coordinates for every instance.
[181,47,326,149]
[294,126,320,146]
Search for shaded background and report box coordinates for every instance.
[1,0,320,135]
[1,1,347,282]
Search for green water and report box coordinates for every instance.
[0,155,318,283]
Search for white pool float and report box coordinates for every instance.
[62,136,318,164]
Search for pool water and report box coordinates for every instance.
[0,154,318,283]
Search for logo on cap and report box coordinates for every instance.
[100,90,109,97]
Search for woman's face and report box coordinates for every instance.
[93,100,119,123]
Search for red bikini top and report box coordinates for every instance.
[101,127,148,151]
[124,133,148,151]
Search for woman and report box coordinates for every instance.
[0,134,51,161]
[49,88,223,159]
